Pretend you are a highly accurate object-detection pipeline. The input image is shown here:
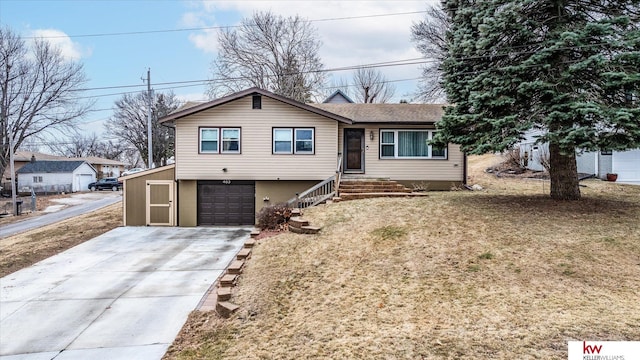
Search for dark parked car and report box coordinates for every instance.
[88,177,122,191]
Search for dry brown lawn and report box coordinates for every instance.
[0,203,122,277]
[165,154,640,359]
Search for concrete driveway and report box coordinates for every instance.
[0,226,250,360]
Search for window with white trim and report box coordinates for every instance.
[379,130,446,159]
[200,127,241,154]
[273,128,314,154]
[33,176,43,183]
[222,128,240,153]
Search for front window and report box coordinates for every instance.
[273,128,314,154]
[222,128,240,153]
[200,127,241,154]
[273,128,293,154]
[295,128,314,154]
[380,130,447,159]
[200,128,219,153]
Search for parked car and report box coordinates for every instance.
[121,167,145,176]
[88,177,122,191]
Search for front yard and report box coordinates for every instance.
[164,155,640,359]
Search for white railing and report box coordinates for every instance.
[335,152,343,197]
[286,153,344,209]
[287,175,336,209]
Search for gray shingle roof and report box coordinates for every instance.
[310,103,447,124]
[17,161,88,174]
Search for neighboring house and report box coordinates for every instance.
[122,87,464,227]
[77,156,126,178]
[323,89,355,104]
[16,160,97,193]
[519,131,640,182]
[2,152,62,184]
[2,152,127,191]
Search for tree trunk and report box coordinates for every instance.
[548,143,580,200]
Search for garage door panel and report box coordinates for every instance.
[613,150,640,181]
[197,181,255,226]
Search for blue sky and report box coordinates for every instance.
[1,0,436,139]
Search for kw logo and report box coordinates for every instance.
[583,341,603,354]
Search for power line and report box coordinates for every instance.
[19,11,429,40]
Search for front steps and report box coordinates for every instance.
[337,179,425,201]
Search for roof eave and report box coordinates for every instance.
[159,87,353,125]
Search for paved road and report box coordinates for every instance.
[0,226,250,360]
[0,193,122,239]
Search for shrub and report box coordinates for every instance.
[256,203,293,230]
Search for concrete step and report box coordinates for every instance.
[250,230,260,238]
[290,208,303,216]
[244,238,256,248]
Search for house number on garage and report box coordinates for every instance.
[222,180,232,184]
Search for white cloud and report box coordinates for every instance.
[30,29,88,61]
[185,0,439,101]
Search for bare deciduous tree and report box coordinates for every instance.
[411,4,449,102]
[208,11,326,102]
[107,91,180,168]
[47,133,101,158]
[352,68,396,103]
[47,133,128,160]
[0,26,91,180]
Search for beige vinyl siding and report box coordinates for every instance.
[338,124,464,181]
[175,96,339,180]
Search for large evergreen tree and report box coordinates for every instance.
[434,0,640,200]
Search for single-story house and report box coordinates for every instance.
[16,160,97,193]
[2,152,127,190]
[122,87,465,227]
[76,156,127,178]
[519,131,640,182]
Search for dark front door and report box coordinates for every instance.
[345,129,364,173]
[197,180,255,225]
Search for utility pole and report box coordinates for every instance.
[9,132,17,216]
[145,68,154,169]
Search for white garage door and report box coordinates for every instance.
[613,150,640,182]
[77,174,95,192]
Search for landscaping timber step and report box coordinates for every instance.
[289,224,322,235]
[339,192,428,200]
[216,301,240,318]
[250,230,260,238]
[236,248,252,260]
[220,274,237,287]
[217,287,232,301]
[227,260,245,275]
[244,238,256,248]
[289,216,309,227]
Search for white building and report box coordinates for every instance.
[17,160,97,193]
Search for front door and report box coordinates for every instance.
[344,129,364,173]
